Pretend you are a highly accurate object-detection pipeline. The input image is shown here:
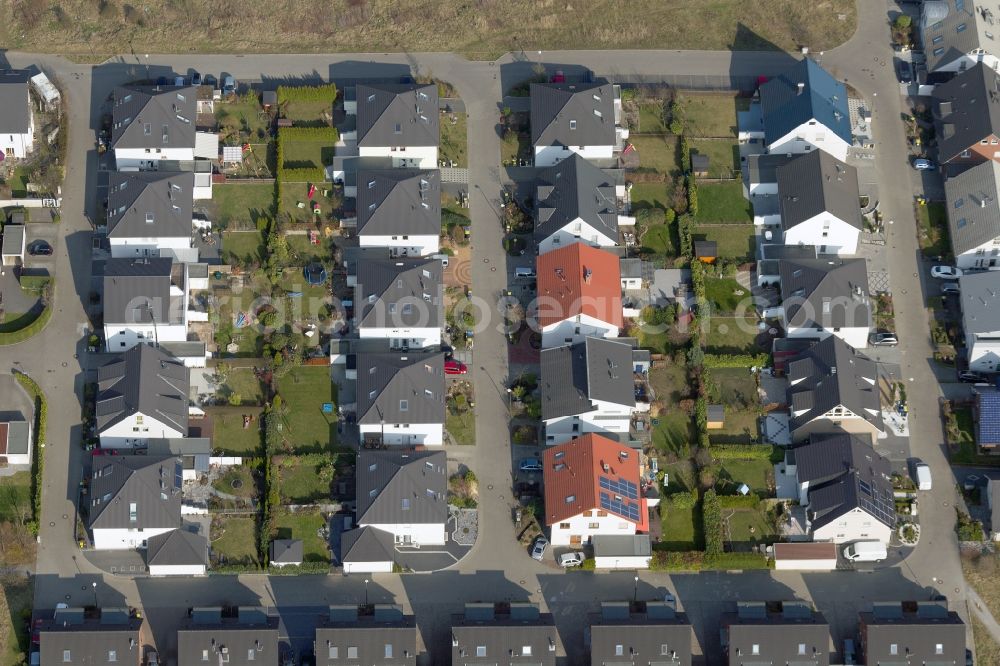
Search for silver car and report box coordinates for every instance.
[530,535,548,561]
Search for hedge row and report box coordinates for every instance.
[277,83,338,105]
[667,489,699,510]
[704,353,770,368]
[278,167,326,183]
[0,303,52,345]
[277,126,339,143]
[649,550,771,571]
[702,489,723,554]
[716,494,761,508]
[711,443,775,461]
[15,371,46,535]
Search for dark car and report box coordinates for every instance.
[29,241,52,256]
[190,71,202,86]
[959,371,989,383]
[897,59,913,84]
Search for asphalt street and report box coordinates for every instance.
[2,0,998,662]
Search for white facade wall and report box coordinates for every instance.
[359,327,441,349]
[6,451,30,466]
[149,563,206,576]
[593,554,651,569]
[0,125,33,159]
[92,526,175,550]
[933,52,1000,74]
[621,277,642,290]
[343,560,393,574]
[768,125,850,162]
[104,323,187,351]
[749,182,779,197]
[956,238,1000,270]
[774,556,837,571]
[533,144,614,168]
[109,236,191,259]
[358,234,439,257]
[786,323,869,350]
[361,522,445,546]
[99,412,185,449]
[544,399,633,445]
[357,145,438,170]
[540,315,618,350]
[968,337,1000,373]
[358,422,443,446]
[538,219,617,256]
[114,147,194,170]
[783,213,860,257]
[549,510,636,546]
[810,507,892,545]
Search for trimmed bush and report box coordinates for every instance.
[702,489,723,554]
[716,494,760,508]
[704,353,769,369]
[704,552,771,569]
[668,489,698,510]
[277,83,338,104]
[278,126,339,143]
[15,371,46,534]
[649,550,770,571]
[278,167,326,183]
[0,303,52,345]
[711,444,775,461]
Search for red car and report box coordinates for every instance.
[444,359,468,375]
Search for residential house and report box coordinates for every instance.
[38,608,144,666]
[540,337,644,445]
[536,242,623,348]
[106,171,196,260]
[269,539,303,568]
[87,455,182,550]
[792,433,895,544]
[534,155,630,255]
[746,153,796,198]
[721,602,830,666]
[530,80,627,167]
[451,603,557,666]
[353,254,442,349]
[0,69,34,159]
[986,477,1000,539]
[775,257,871,349]
[542,433,648,546]
[355,449,448,547]
[314,605,417,666]
[619,258,643,291]
[959,270,1000,372]
[145,437,211,481]
[976,385,1000,450]
[0,421,31,466]
[785,335,883,442]
[176,607,279,666]
[932,63,1000,166]
[774,150,863,256]
[355,349,445,446]
[355,169,441,256]
[587,602,692,666]
[858,601,965,666]
[756,244,818,287]
[758,58,852,161]
[145,528,208,576]
[339,525,396,573]
[945,160,1000,269]
[96,344,190,448]
[111,85,205,169]
[921,1,1000,73]
[354,83,439,169]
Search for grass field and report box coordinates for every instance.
[693,225,755,260]
[696,182,753,223]
[219,367,265,405]
[283,99,334,125]
[0,472,31,523]
[689,139,740,179]
[208,406,265,454]
[917,202,950,259]
[0,574,31,666]
[973,616,1000,665]
[446,412,476,445]
[706,368,761,443]
[640,223,678,258]
[637,101,669,134]
[704,313,761,354]
[216,101,271,143]
[221,231,266,265]
[276,456,333,503]
[211,515,259,567]
[713,458,774,498]
[272,509,330,563]
[629,182,672,211]
[275,367,336,452]
[631,134,680,176]
[704,277,746,314]
[963,550,1000,623]
[649,360,697,455]
[212,466,258,499]
[211,183,276,230]
[678,92,748,138]
[501,132,531,165]
[660,505,701,551]
[723,506,777,546]
[440,112,468,167]
[281,138,335,171]
[0,306,43,334]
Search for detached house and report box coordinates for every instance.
[858,601,966,666]
[775,257,871,349]
[960,270,1000,372]
[758,59,852,161]
[354,349,445,446]
[721,602,830,666]
[0,69,34,159]
[588,602,692,666]
[355,169,441,257]
[315,605,417,666]
[106,171,196,260]
[355,449,448,547]
[355,83,439,169]
[96,344,190,448]
[111,85,197,168]
[775,150,863,256]
[543,433,648,546]
[87,455,183,550]
[353,255,442,350]
[536,242,623,348]
[451,603,557,666]
[535,155,628,255]
[177,607,279,666]
[530,80,627,167]
[786,335,883,442]
[540,337,644,445]
[922,1,1000,73]
[792,433,895,544]
[932,63,1000,166]
[945,159,1000,269]
[39,608,145,666]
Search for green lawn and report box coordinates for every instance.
[279,185,339,225]
[221,231,266,265]
[678,92,744,138]
[8,167,30,198]
[440,111,468,167]
[695,181,753,222]
[704,277,747,314]
[640,223,678,257]
[631,134,680,176]
[723,507,777,547]
[281,138,335,171]
[282,99,334,124]
[653,412,697,457]
[285,234,332,265]
[211,183,276,229]
[446,411,476,445]
[0,471,31,523]
[208,406,265,454]
[0,307,42,334]
[0,574,32,665]
[275,366,336,452]
[689,139,739,179]
[276,266,329,301]
[948,407,998,465]
[704,314,761,354]
[637,101,668,134]
[211,466,258,499]
[706,368,761,443]
[713,458,774,498]
[629,182,671,211]
[210,516,259,567]
[216,101,271,143]
[917,202,950,259]
[218,367,265,405]
[660,505,701,551]
[693,224,755,260]
[276,455,333,504]
[501,132,531,165]
[272,509,331,563]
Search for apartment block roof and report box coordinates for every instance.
[355,255,442,330]
[933,63,1000,162]
[776,150,863,231]
[859,601,965,665]
[87,455,182,531]
[540,337,635,419]
[945,158,1000,255]
[779,257,871,330]
[0,69,32,134]
[103,257,176,326]
[355,349,445,425]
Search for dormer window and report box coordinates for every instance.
[143,123,151,135]
[569,120,577,130]
[145,212,154,224]
[394,123,402,134]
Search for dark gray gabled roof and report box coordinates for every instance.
[933,63,1000,163]
[452,604,557,666]
[39,610,143,666]
[722,603,830,666]
[759,58,851,146]
[87,455,183,531]
[747,153,796,185]
[922,1,991,72]
[945,159,1000,254]
[315,605,416,666]
[106,171,194,240]
[96,343,190,435]
[786,335,883,433]
[269,538,303,564]
[355,169,441,236]
[146,528,208,567]
[0,69,32,134]
[795,433,895,531]
[540,337,635,420]
[530,80,616,147]
[356,83,438,147]
[355,350,444,425]
[535,154,621,245]
[588,603,692,666]
[776,150,863,231]
[177,608,279,666]
[355,450,447,526]
[340,526,396,564]
[111,85,197,150]
[103,257,176,325]
[960,270,1000,337]
[356,255,442,330]
[779,257,871,330]
[860,601,965,664]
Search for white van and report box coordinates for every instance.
[913,462,932,491]
[514,266,536,279]
[843,540,887,562]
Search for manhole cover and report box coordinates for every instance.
[62,362,68,367]
[487,484,494,490]
[49,521,55,526]
[62,514,68,519]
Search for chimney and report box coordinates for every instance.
[797,82,805,95]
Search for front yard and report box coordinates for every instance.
[917,201,950,259]
[210,515,259,568]
[440,111,468,167]
[272,509,331,563]
[274,366,337,452]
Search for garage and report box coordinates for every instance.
[773,542,838,571]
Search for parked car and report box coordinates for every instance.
[174,76,186,87]
[913,158,936,171]
[897,59,913,84]
[190,71,202,86]
[931,265,962,280]
[530,535,548,561]
[519,458,543,472]
[559,552,585,567]
[869,331,899,346]
[843,540,887,562]
[941,282,961,295]
[29,241,52,256]
[444,359,468,375]
[912,461,932,490]
[959,371,989,383]
[222,75,236,95]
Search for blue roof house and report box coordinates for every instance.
[759,59,853,161]
[976,386,1000,450]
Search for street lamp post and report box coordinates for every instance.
[633,575,639,602]
[364,578,369,606]
[91,582,98,608]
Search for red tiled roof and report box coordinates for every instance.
[536,243,623,328]
[543,433,647,531]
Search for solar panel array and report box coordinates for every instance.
[856,476,895,528]
[600,491,641,522]
[978,389,1000,443]
[599,475,638,500]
